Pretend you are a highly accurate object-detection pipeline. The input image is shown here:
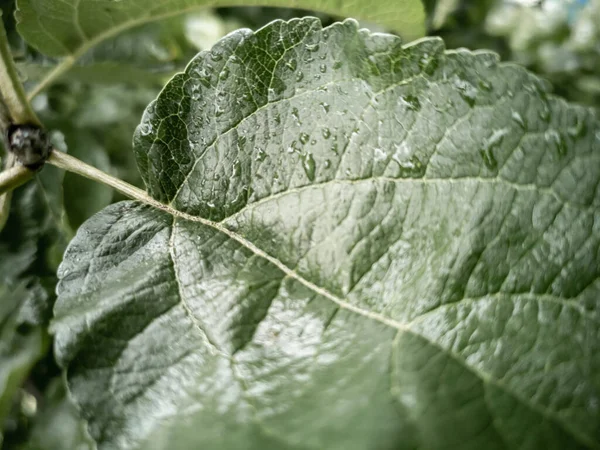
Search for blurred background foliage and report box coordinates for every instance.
[0,0,598,447]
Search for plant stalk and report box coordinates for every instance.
[0,153,32,196]
[47,150,155,205]
[0,11,40,126]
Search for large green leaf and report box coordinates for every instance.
[54,18,600,450]
[15,0,425,59]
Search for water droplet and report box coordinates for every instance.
[140,122,153,136]
[545,129,567,158]
[310,139,317,145]
[322,128,331,139]
[291,107,301,125]
[511,110,527,130]
[418,52,439,76]
[330,142,339,154]
[237,135,247,149]
[210,50,223,61]
[306,43,320,52]
[274,114,281,125]
[453,77,477,107]
[215,106,224,117]
[285,59,298,71]
[287,140,298,153]
[296,71,304,82]
[538,102,551,122]
[399,95,421,111]
[374,147,387,161]
[567,116,587,138]
[302,153,316,181]
[232,159,242,177]
[324,159,331,169]
[319,64,327,74]
[320,102,330,113]
[479,128,508,170]
[478,80,492,91]
[299,133,310,145]
[398,156,424,177]
[220,67,230,80]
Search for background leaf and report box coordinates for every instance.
[15,0,425,59]
[54,18,600,450]
[14,378,94,450]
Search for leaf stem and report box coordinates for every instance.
[47,150,155,205]
[0,153,33,196]
[0,11,40,125]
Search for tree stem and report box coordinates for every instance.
[0,152,33,194]
[0,11,40,126]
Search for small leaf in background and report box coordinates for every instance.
[54,18,600,450]
[15,0,425,59]
[14,378,94,450]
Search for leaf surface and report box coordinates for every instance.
[15,0,425,58]
[54,18,600,450]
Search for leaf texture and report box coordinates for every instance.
[54,18,600,450]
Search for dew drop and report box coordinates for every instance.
[400,95,421,111]
[285,59,298,71]
[140,122,153,136]
[319,64,327,74]
[545,129,567,158]
[511,110,527,130]
[374,147,387,162]
[287,140,298,153]
[296,71,304,82]
[479,128,508,170]
[306,43,320,52]
[453,77,477,107]
[418,52,439,76]
[567,116,587,138]
[232,159,242,177]
[299,133,310,145]
[302,153,316,181]
[538,102,551,123]
[320,102,330,113]
[322,127,331,139]
[291,107,301,125]
[478,79,492,91]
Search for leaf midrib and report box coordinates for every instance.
[125,174,598,448]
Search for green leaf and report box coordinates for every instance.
[0,138,71,443]
[15,0,425,59]
[0,282,49,446]
[54,18,600,450]
[15,378,94,450]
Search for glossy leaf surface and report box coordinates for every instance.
[54,18,600,450]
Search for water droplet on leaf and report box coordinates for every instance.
[303,153,316,181]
